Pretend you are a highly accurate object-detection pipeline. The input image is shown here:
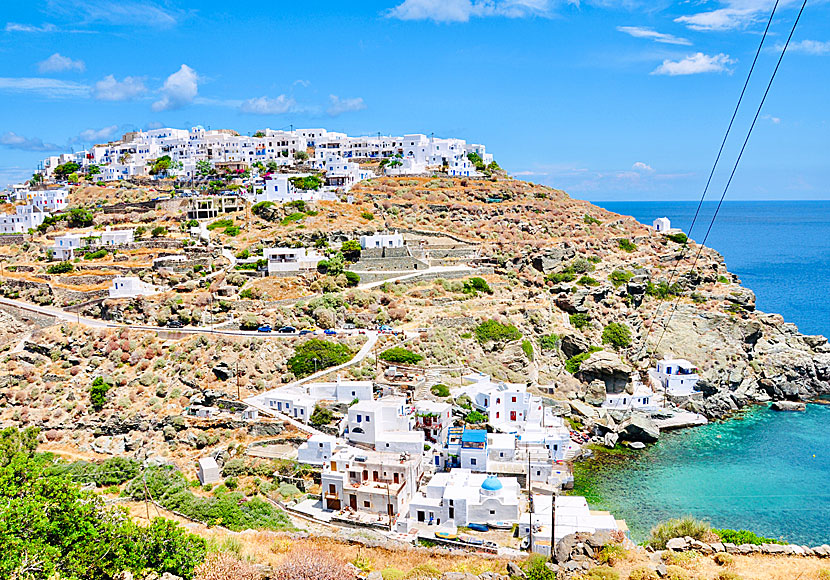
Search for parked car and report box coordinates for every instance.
[343,323,355,330]
[166,319,183,328]
[378,324,394,333]
[257,324,272,333]
[299,327,316,336]
[278,326,296,333]
[324,329,337,336]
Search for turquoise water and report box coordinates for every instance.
[585,201,830,544]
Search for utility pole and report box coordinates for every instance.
[551,493,556,559]
[236,360,240,400]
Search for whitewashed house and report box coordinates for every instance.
[347,397,423,455]
[264,247,324,274]
[434,427,489,472]
[407,470,521,528]
[29,189,68,212]
[603,378,659,411]
[458,373,543,433]
[653,217,671,232]
[51,233,87,260]
[197,457,221,485]
[0,205,48,233]
[108,276,160,298]
[650,358,700,397]
[100,226,134,246]
[263,388,316,423]
[306,378,374,403]
[359,232,404,250]
[519,495,623,556]
[414,400,453,444]
[297,434,339,466]
[258,175,296,203]
[321,448,423,516]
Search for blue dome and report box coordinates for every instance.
[481,476,503,491]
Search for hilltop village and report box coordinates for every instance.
[2,126,830,580]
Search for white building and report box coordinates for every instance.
[359,232,404,250]
[414,400,453,444]
[263,388,317,423]
[100,226,134,246]
[197,457,222,485]
[321,448,423,517]
[407,470,521,528]
[653,217,671,233]
[457,373,543,433]
[258,175,297,203]
[306,378,374,403]
[0,204,48,233]
[603,378,659,412]
[28,189,68,212]
[297,434,339,466]
[51,233,87,260]
[264,247,325,274]
[650,358,700,397]
[434,427,489,472]
[108,276,160,298]
[347,397,424,455]
[519,495,623,556]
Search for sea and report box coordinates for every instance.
[583,200,830,545]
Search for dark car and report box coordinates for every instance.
[324,328,337,336]
[257,324,272,333]
[278,326,296,333]
[166,319,183,328]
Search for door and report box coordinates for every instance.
[349,494,357,510]
[510,411,517,421]
[373,471,379,481]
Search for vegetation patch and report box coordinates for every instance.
[379,347,423,365]
[565,346,601,374]
[618,238,637,253]
[609,269,633,287]
[430,384,450,397]
[287,338,354,378]
[473,319,521,346]
[47,261,74,274]
[713,528,787,546]
[648,516,712,550]
[569,312,590,329]
[521,339,534,361]
[646,280,682,300]
[601,322,632,349]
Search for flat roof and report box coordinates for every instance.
[462,429,487,443]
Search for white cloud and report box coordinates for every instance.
[45,0,179,28]
[93,74,147,101]
[152,64,198,112]
[387,0,554,23]
[293,79,311,88]
[616,26,691,46]
[632,161,654,172]
[37,53,85,73]
[239,95,299,115]
[326,95,367,116]
[762,114,781,124]
[78,125,119,143]
[651,52,735,76]
[0,131,61,151]
[5,22,58,32]
[673,1,799,32]
[779,40,830,55]
[0,77,89,98]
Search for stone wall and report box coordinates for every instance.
[0,234,30,246]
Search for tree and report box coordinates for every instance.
[462,277,492,295]
[294,150,309,161]
[309,405,335,427]
[67,208,93,228]
[86,165,101,176]
[151,226,168,238]
[54,162,80,179]
[253,131,265,138]
[379,347,423,365]
[149,155,172,177]
[287,339,353,378]
[289,175,322,191]
[344,271,360,287]
[29,172,44,185]
[89,376,112,411]
[67,172,79,184]
[467,152,485,171]
[341,240,361,262]
[195,160,213,177]
[602,322,632,350]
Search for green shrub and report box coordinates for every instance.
[521,339,534,361]
[602,322,632,349]
[717,275,730,284]
[570,312,590,329]
[430,384,450,397]
[287,339,353,378]
[462,277,492,295]
[596,543,626,566]
[609,269,633,287]
[207,218,234,231]
[618,238,637,253]
[341,239,362,261]
[67,207,94,228]
[52,456,141,487]
[540,334,559,351]
[666,232,688,244]
[344,270,360,287]
[628,567,659,580]
[381,567,406,580]
[522,554,555,580]
[89,376,112,411]
[648,516,711,549]
[584,214,602,225]
[361,211,375,220]
[474,319,521,345]
[84,248,107,260]
[465,410,488,424]
[280,212,305,225]
[47,261,74,274]
[251,201,274,217]
[565,347,601,374]
[546,267,576,283]
[151,226,168,238]
[713,528,787,545]
[379,347,423,365]
[309,405,336,427]
[289,175,322,191]
[577,275,599,286]
[646,281,681,300]
[224,225,240,236]
[571,258,595,274]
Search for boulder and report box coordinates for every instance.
[619,413,660,443]
[666,537,687,551]
[577,351,632,394]
[584,380,606,406]
[561,333,591,358]
[586,530,615,548]
[555,533,579,563]
[723,542,738,554]
[770,401,806,412]
[506,562,526,579]
[570,400,597,419]
[212,362,235,381]
[603,432,619,448]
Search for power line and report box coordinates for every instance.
[652,0,809,356]
[635,0,781,364]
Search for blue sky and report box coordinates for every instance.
[0,0,827,200]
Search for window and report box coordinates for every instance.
[470,458,476,465]
[490,510,496,515]
[364,501,370,508]
[511,396,517,403]
[356,415,362,423]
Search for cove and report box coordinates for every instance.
[573,403,830,545]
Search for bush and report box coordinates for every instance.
[84,248,107,260]
[462,277,492,295]
[540,334,559,351]
[522,554,555,580]
[207,219,234,231]
[224,225,240,236]
[584,214,602,225]
[713,528,786,545]
[310,405,335,427]
[602,323,632,349]
[570,313,590,329]
[474,319,521,346]
[546,267,576,284]
[89,376,112,411]
[596,543,626,566]
[565,347,601,374]
[430,384,450,397]
[341,240,362,261]
[67,207,94,228]
[273,547,354,580]
[344,271,360,287]
[717,275,730,284]
[609,269,633,287]
[666,232,688,244]
[582,568,619,580]
[251,201,274,218]
[194,552,261,580]
[521,339,534,361]
[628,568,659,580]
[648,516,711,549]
[239,314,260,330]
[47,261,74,274]
[465,410,488,425]
[618,238,637,253]
[53,456,141,487]
[646,281,681,300]
[151,226,168,238]
[577,275,599,287]
[572,258,595,274]
[379,347,423,365]
[281,212,306,225]
[381,568,406,580]
[289,175,323,191]
[361,211,375,220]
[287,339,353,378]
[713,553,734,567]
